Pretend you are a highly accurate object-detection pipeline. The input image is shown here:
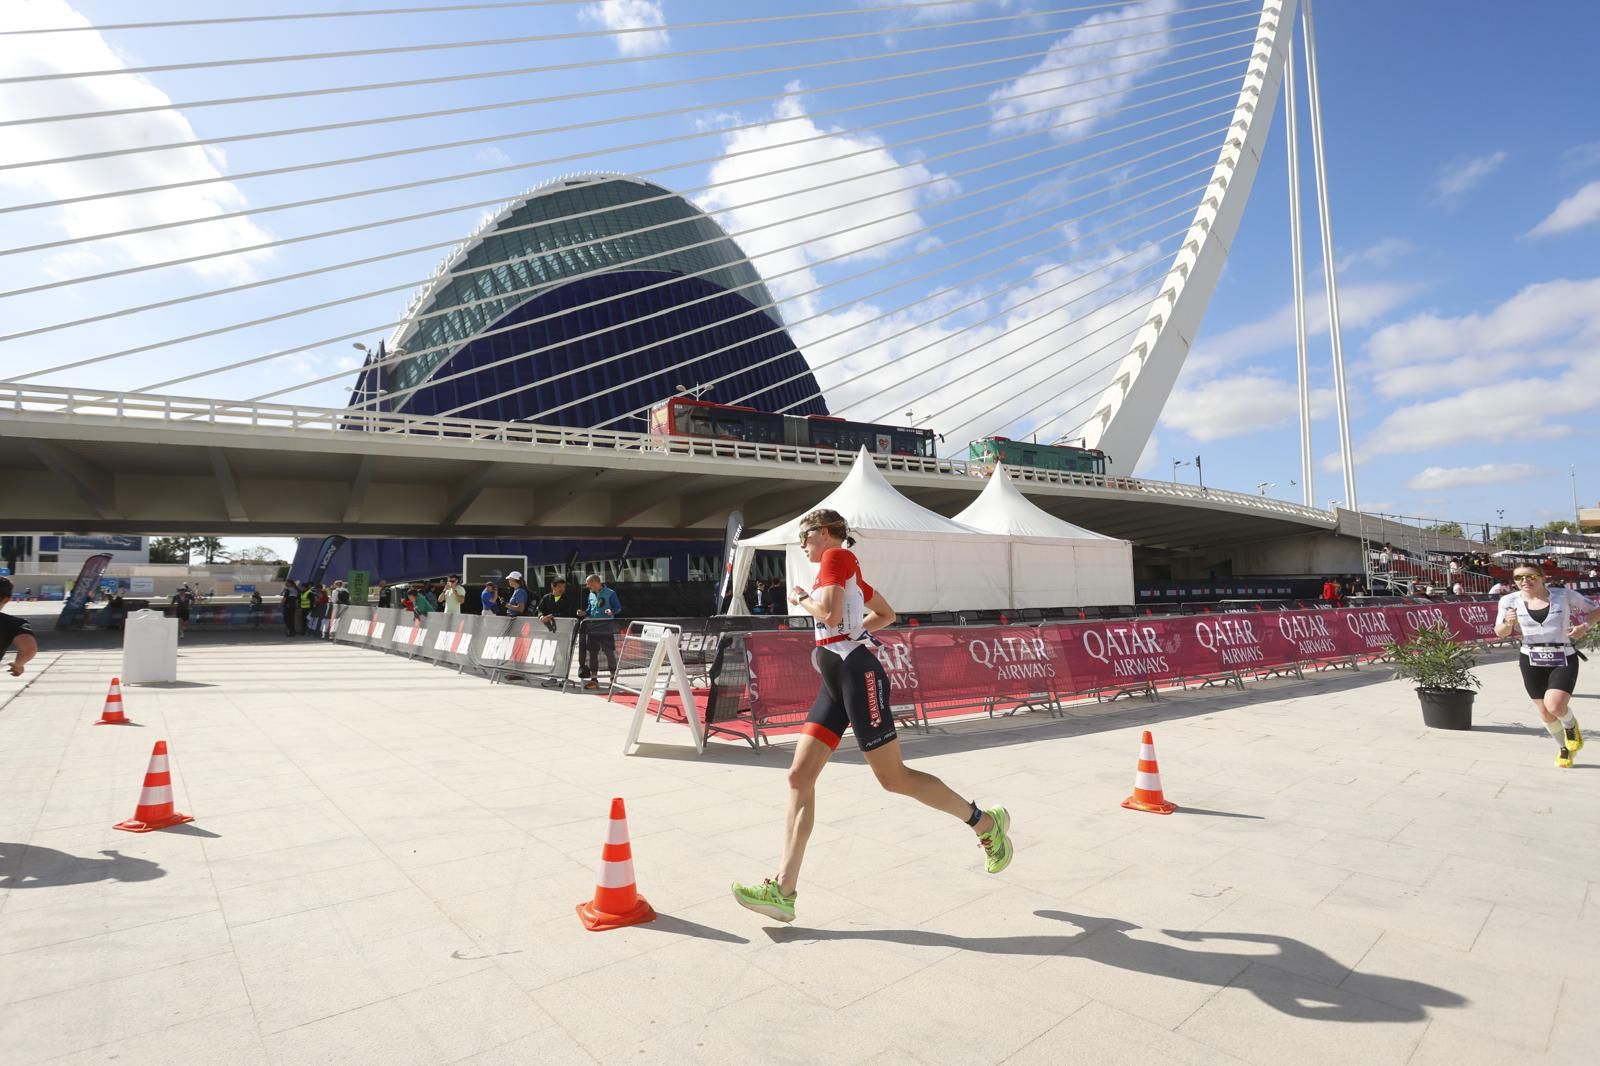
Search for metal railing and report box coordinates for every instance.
[1,382,1334,524]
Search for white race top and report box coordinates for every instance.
[1497,587,1597,654]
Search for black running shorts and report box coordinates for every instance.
[1519,652,1580,699]
[802,645,897,753]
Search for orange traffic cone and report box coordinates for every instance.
[114,741,194,833]
[94,677,133,725]
[1121,730,1178,815]
[576,797,655,931]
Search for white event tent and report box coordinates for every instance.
[953,464,1135,608]
[726,451,1133,613]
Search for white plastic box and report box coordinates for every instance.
[122,609,178,684]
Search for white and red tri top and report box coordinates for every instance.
[812,548,875,658]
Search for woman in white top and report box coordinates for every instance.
[1493,565,1596,767]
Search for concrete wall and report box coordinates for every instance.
[1170,531,1364,580]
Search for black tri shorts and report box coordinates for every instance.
[802,644,898,753]
[1519,651,1580,700]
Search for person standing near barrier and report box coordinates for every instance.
[439,574,466,615]
[480,580,501,616]
[1,578,39,678]
[503,572,529,618]
[249,590,263,629]
[579,574,621,690]
[170,585,194,638]
[281,580,299,636]
[537,577,580,632]
[732,509,1013,924]
[1494,565,1597,768]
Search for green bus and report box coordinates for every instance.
[967,436,1108,477]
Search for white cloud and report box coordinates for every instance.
[1186,281,1422,375]
[988,0,1179,140]
[1335,237,1413,273]
[1365,278,1600,366]
[698,86,958,321]
[1434,150,1506,200]
[0,1,274,282]
[1528,180,1600,237]
[579,1,670,55]
[1406,464,1540,491]
[1161,374,1333,442]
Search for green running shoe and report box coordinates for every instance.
[732,878,796,923]
[978,806,1013,874]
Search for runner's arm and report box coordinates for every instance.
[794,584,842,629]
[862,590,896,633]
[7,634,38,676]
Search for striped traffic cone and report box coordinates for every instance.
[94,676,133,725]
[113,741,194,833]
[576,797,656,931]
[1121,730,1178,815]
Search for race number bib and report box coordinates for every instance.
[1528,647,1567,668]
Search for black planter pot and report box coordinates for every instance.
[1417,687,1475,730]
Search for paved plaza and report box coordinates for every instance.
[2,622,1598,1065]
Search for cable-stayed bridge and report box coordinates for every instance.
[1,0,1359,556]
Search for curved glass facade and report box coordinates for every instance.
[361,175,827,426]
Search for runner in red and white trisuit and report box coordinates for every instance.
[732,508,1013,924]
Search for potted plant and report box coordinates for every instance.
[1386,623,1480,730]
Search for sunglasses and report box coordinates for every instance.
[799,527,824,546]
[1513,574,1542,583]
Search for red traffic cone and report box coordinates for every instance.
[94,677,133,725]
[114,741,194,833]
[576,798,655,931]
[1121,730,1178,815]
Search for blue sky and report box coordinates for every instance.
[4,0,1599,562]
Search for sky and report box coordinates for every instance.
[3,0,1599,562]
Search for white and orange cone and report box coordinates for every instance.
[113,741,194,833]
[94,677,133,726]
[576,797,655,931]
[1121,730,1178,814]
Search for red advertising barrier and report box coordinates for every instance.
[744,603,1505,725]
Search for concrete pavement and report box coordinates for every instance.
[2,630,1597,1064]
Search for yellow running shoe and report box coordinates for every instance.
[1565,723,1583,755]
[1557,744,1574,768]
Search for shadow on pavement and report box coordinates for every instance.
[768,910,1466,1022]
[640,912,750,945]
[0,844,165,889]
[1174,807,1264,819]
[1469,724,1550,736]
[161,823,222,838]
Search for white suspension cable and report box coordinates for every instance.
[960,345,1142,452]
[578,217,1193,431]
[0,0,1102,36]
[0,1,1206,85]
[2,13,1256,215]
[3,20,1253,178]
[109,103,1237,394]
[260,157,1221,411]
[4,59,1243,357]
[765,227,1185,418]
[361,189,1205,424]
[2,0,1257,138]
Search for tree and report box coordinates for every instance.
[191,537,230,564]
[231,544,285,564]
[148,536,192,564]
[1424,521,1465,539]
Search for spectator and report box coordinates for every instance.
[1,577,39,678]
[170,584,195,638]
[298,582,314,635]
[439,574,466,615]
[503,572,530,617]
[579,573,621,691]
[751,580,768,615]
[1320,576,1341,608]
[281,580,299,636]
[410,584,436,618]
[480,580,502,616]
[537,577,580,632]
[107,592,128,631]
[249,590,264,629]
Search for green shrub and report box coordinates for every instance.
[1386,623,1481,692]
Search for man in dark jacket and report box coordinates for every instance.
[281,580,300,636]
[537,577,581,632]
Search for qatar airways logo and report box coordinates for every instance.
[869,637,918,690]
[968,634,1056,682]
[1082,625,1170,677]
[1194,618,1265,666]
[1277,612,1337,655]
[1403,606,1448,632]
[1460,604,1491,625]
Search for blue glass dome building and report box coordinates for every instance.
[298,175,826,593]
[350,173,828,426]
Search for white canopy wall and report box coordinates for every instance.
[727,450,1012,614]
[953,464,1136,608]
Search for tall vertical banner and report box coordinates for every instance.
[307,535,348,588]
[57,553,114,630]
[716,510,744,614]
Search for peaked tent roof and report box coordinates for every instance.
[953,464,1116,540]
[740,448,983,546]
